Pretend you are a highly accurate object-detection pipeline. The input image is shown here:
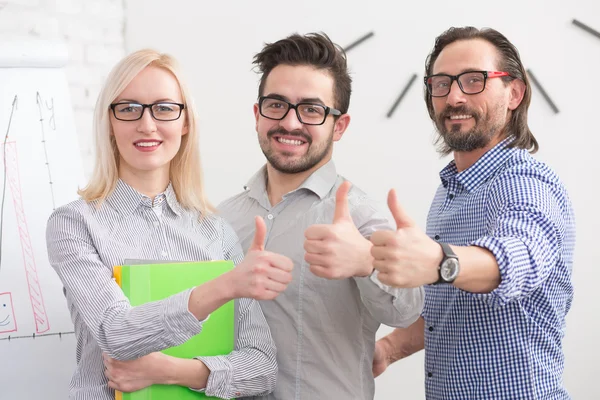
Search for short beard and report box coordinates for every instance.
[260,127,333,174]
[434,104,503,155]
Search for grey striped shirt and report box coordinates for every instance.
[219,161,424,400]
[46,179,277,400]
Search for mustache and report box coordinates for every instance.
[267,127,312,144]
[439,105,479,121]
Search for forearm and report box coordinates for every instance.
[378,316,425,364]
[187,272,236,320]
[164,357,210,389]
[451,245,500,293]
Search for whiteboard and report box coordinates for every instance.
[0,39,85,399]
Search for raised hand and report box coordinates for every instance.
[370,189,440,287]
[230,216,294,300]
[304,181,373,279]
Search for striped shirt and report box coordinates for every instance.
[423,138,575,399]
[46,179,277,400]
[219,160,424,400]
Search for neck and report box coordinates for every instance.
[119,165,170,199]
[453,133,505,172]
[265,157,330,206]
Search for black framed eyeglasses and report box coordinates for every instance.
[424,71,511,97]
[109,102,185,121]
[258,96,342,126]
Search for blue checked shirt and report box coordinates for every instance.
[423,138,575,400]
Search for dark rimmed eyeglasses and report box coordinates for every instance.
[109,102,185,121]
[424,71,511,97]
[258,96,342,126]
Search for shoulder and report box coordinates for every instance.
[48,198,98,226]
[216,189,252,214]
[492,151,570,207]
[46,198,104,240]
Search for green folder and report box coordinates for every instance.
[113,260,235,400]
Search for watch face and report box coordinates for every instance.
[441,258,459,282]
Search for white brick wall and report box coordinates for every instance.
[0,0,125,177]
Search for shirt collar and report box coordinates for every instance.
[244,160,338,203]
[439,136,520,192]
[106,179,181,216]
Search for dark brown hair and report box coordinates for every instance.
[424,27,538,153]
[253,32,352,114]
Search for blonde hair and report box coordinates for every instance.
[78,49,214,215]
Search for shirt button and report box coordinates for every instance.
[153,221,159,227]
[161,251,168,257]
[429,326,434,332]
[434,234,440,240]
[267,214,274,220]
[428,372,433,377]
[448,193,455,199]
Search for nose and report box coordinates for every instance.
[136,107,157,134]
[279,107,304,131]
[446,80,467,108]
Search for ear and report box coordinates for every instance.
[182,122,189,136]
[508,79,526,111]
[253,103,260,132]
[332,113,351,142]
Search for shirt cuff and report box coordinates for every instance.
[469,236,524,308]
[162,288,208,344]
[193,355,234,398]
[355,271,424,327]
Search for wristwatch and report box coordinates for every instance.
[434,242,460,284]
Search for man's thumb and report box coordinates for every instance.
[333,180,352,223]
[249,216,267,251]
[387,189,414,229]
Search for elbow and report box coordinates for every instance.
[97,322,144,361]
[101,336,138,361]
[390,286,425,328]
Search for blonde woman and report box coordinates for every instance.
[46,49,293,400]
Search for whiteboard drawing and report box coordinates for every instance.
[3,139,50,334]
[36,92,57,210]
[0,292,17,333]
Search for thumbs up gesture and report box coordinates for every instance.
[231,216,294,300]
[370,189,441,287]
[304,181,374,279]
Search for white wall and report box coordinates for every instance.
[124,1,599,399]
[0,0,125,178]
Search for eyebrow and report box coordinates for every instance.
[265,93,326,105]
[432,68,487,76]
[112,98,180,104]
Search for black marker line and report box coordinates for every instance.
[343,31,375,53]
[0,330,75,341]
[36,92,56,210]
[527,69,559,114]
[0,95,18,273]
[387,74,418,118]
[572,19,600,40]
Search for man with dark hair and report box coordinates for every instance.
[371,27,575,399]
[219,32,423,399]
